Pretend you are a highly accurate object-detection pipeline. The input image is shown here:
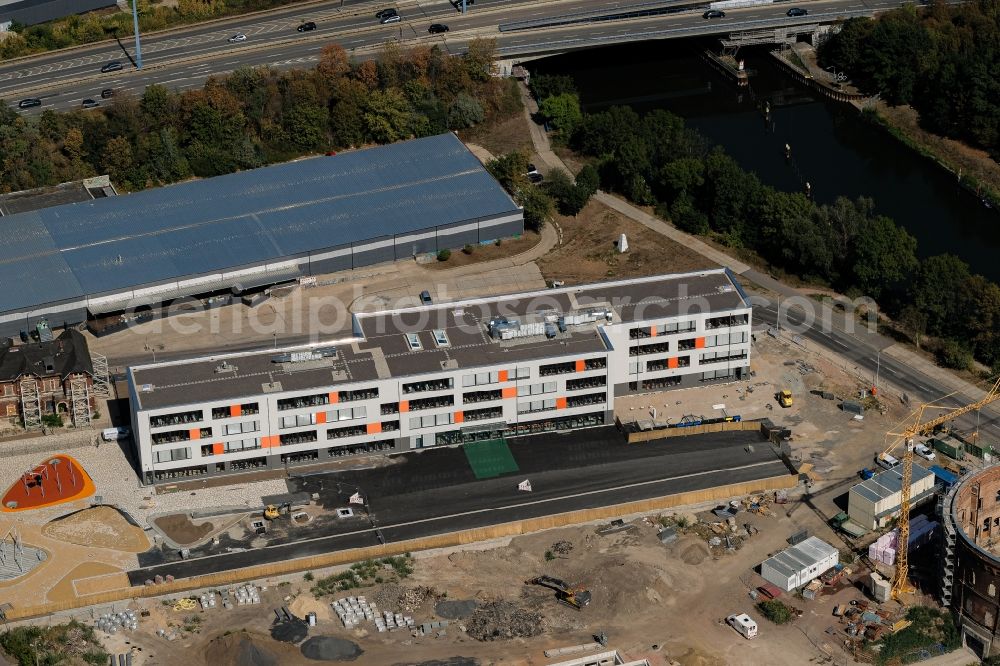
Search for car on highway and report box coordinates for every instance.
[380,13,401,23]
[297,21,316,32]
[428,23,449,34]
[702,9,726,19]
[786,7,808,16]
[100,61,123,73]
[101,88,114,99]
[228,32,247,42]
[81,98,99,109]
[914,443,936,461]
[17,98,41,109]
[375,8,397,19]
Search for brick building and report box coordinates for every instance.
[0,329,96,428]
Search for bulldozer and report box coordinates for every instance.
[525,575,592,611]
[263,505,280,520]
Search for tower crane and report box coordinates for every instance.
[883,377,1000,600]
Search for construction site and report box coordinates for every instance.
[0,113,998,666]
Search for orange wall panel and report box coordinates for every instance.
[575,359,585,372]
[366,422,382,434]
[212,442,223,455]
[501,387,517,399]
[498,370,508,382]
[454,411,464,423]
[399,401,409,412]
[667,357,679,369]
[329,391,339,404]
[556,397,568,410]
[189,428,201,440]
[695,337,706,349]
[229,404,241,418]
[649,326,657,337]
[316,412,326,424]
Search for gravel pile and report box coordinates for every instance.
[465,601,543,641]
[270,618,309,644]
[372,584,432,612]
[299,636,364,661]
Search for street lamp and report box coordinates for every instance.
[131,0,143,69]
[875,349,881,392]
[826,66,837,83]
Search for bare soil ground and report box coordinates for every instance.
[42,506,149,552]
[537,199,717,283]
[423,233,542,271]
[458,115,533,159]
[878,103,1000,197]
[47,562,121,603]
[154,513,214,546]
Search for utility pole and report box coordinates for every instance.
[462,0,467,13]
[131,0,143,69]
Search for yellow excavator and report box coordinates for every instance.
[263,505,280,520]
[525,575,592,610]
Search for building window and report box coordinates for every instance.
[517,398,557,414]
[629,342,671,356]
[405,333,422,351]
[432,329,450,347]
[327,424,368,439]
[152,427,211,445]
[703,332,748,348]
[464,389,502,404]
[280,430,318,446]
[325,406,367,422]
[277,393,330,411]
[566,392,606,409]
[699,351,749,365]
[224,438,261,453]
[409,413,455,429]
[280,413,318,429]
[339,387,378,402]
[212,402,259,419]
[566,376,607,391]
[463,371,500,387]
[403,377,453,394]
[224,420,260,435]
[522,382,557,396]
[152,446,191,464]
[408,395,454,411]
[465,406,503,422]
[149,409,203,428]
[706,314,749,329]
[539,361,576,376]
[381,402,399,415]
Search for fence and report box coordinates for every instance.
[4,472,797,621]
[620,417,761,443]
[769,50,870,103]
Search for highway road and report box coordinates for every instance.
[6,0,907,112]
[129,427,788,583]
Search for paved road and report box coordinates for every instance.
[129,427,789,583]
[7,0,909,112]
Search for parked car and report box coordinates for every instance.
[297,21,316,32]
[380,13,401,23]
[428,23,449,33]
[100,61,123,73]
[100,88,114,99]
[786,7,808,16]
[81,98,99,109]
[102,426,131,442]
[859,467,875,480]
[914,444,936,461]
[375,8,398,19]
[17,98,41,109]
[420,290,433,305]
[228,33,247,42]
[703,9,725,18]
[876,453,900,470]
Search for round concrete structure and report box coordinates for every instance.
[946,465,1000,657]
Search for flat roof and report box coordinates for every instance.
[0,133,519,316]
[850,463,934,505]
[762,536,837,579]
[130,269,751,410]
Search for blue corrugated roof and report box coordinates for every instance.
[0,133,518,314]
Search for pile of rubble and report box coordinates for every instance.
[834,599,899,641]
[465,600,543,642]
[371,584,433,613]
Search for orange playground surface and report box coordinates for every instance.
[1,455,95,512]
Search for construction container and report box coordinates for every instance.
[931,437,964,459]
[760,536,839,591]
[966,441,993,461]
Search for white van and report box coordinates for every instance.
[102,426,131,442]
[726,613,758,639]
[876,453,900,470]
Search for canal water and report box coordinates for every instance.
[530,41,1000,282]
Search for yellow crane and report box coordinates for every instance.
[883,376,1000,600]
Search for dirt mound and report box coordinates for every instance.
[153,513,214,546]
[289,594,334,622]
[43,506,148,552]
[205,631,287,666]
[435,599,477,620]
[465,600,543,641]
[299,636,363,661]
[678,539,710,566]
[271,618,309,644]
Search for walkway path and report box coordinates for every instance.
[517,81,998,414]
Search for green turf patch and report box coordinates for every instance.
[464,439,519,479]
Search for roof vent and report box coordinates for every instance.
[140,384,154,392]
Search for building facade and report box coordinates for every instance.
[127,269,753,485]
[847,463,936,530]
[0,329,95,427]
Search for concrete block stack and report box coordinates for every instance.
[199,592,217,609]
[332,595,378,629]
[234,584,260,605]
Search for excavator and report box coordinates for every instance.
[525,575,592,610]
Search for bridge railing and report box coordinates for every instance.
[499,0,708,32]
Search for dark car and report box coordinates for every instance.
[703,9,725,18]
[786,7,808,16]
[17,98,41,109]
[375,8,397,19]
[428,23,449,34]
[81,98,99,109]
[101,88,114,99]
[419,290,433,305]
[297,21,316,32]
[100,61,123,73]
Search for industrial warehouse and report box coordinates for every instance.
[126,269,753,484]
[0,133,522,339]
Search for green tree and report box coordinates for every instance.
[283,104,329,150]
[849,214,917,300]
[363,89,414,144]
[447,92,484,129]
[529,73,577,102]
[101,136,135,188]
[575,164,600,198]
[517,185,554,231]
[907,254,971,337]
[486,150,530,192]
[538,93,582,141]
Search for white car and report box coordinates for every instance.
[228,33,247,42]
[914,444,936,461]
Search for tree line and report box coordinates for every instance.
[818,1,1000,160]
[0,40,519,193]
[528,73,1000,371]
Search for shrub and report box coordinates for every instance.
[437,249,451,262]
[463,244,474,255]
[42,413,63,428]
[544,550,555,561]
[303,572,314,582]
[756,600,793,625]
[937,339,973,370]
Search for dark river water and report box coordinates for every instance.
[530,41,1000,281]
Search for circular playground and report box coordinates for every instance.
[1,454,95,513]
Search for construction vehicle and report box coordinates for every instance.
[777,390,793,408]
[263,505,280,520]
[525,575,592,610]
[882,376,1000,600]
